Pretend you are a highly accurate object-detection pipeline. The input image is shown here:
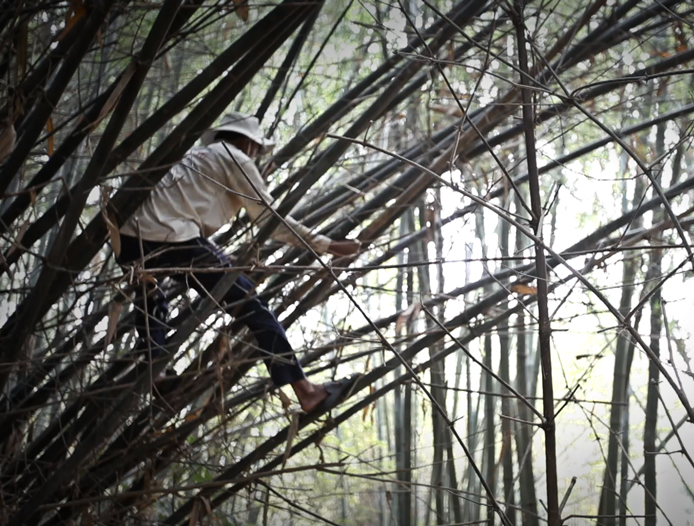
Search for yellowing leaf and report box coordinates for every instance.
[510,283,538,295]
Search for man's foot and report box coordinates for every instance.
[291,379,328,413]
[291,375,360,413]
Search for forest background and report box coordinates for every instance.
[0,0,693,525]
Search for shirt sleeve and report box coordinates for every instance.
[219,145,332,255]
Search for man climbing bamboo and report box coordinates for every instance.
[118,112,360,412]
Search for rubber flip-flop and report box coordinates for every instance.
[313,374,360,412]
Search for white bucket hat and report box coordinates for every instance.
[200,112,275,153]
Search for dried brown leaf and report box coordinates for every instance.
[233,0,249,22]
[188,499,199,526]
[101,188,121,257]
[0,122,16,163]
[429,104,464,117]
[58,0,85,41]
[139,272,158,286]
[102,209,121,257]
[45,116,54,156]
[362,402,372,422]
[184,407,204,422]
[510,283,537,295]
[201,497,212,518]
[7,218,30,258]
[277,389,292,410]
[282,413,300,467]
[93,63,137,131]
[17,22,27,78]
[217,332,229,357]
[105,302,122,346]
[0,250,12,281]
[395,302,421,334]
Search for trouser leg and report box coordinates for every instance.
[180,239,306,387]
[222,273,306,386]
[119,236,171,359]
[132,285,169,358]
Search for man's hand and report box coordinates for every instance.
[328,239,361,257]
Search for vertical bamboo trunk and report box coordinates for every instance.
[643,254,661,526]
[643,106,672,526]
[598,89,657,523]
[597,201,641,526]
[430,189,464,525]
[376,356,388,526]
[513,3,560,524]
[394,213,413,526]
[420,224,447,525]
[483,333,497,526]
[617,386,631,526]
[474,184,497,525]
[406,208,417,526]
[498,191,516,524]
[465,368,484,525]
[513,184,539,526]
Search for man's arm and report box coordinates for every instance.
[223,147,359,256]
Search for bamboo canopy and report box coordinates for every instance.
[0,1,693,525]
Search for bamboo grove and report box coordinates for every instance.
[1,0,693,525]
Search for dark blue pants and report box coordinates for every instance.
[118,235,305,386]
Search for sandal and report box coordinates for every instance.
[311,374,360,413]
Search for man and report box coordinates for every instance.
[118,112,359,412]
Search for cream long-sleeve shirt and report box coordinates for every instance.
[120,142,332,254]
